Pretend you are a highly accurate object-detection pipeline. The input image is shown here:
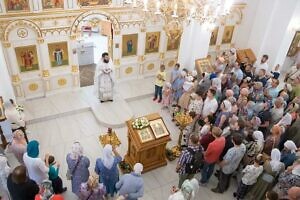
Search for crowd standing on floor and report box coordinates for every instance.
[153,49,300,200]
[0,48,299,200]
[0,97,144,199]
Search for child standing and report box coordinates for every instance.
[162,82,172,109]
[47,155,67,194]
[188,91,203,116]
[233,158,263,200]
[153,65,166,103]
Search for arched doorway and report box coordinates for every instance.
[70,10,120,87]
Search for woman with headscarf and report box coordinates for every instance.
[4,101,28,143]
[215,100,232,129]
[281,140,297,168]
[243,131,263,166]
[168,178,199,200]
[0,154,11,200]
[23,140,49,185]
[35,180,64,200]
[273,160,300,198]
[7,129,27,164]
[116,163,144,200]
[247,149,285,200]
[178,76,195,111]
[66,142,90,196]
[95,144,122,197]
[79,174,106,200]
[253,131,264,153]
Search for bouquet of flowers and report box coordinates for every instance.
[132,117,149,129]
[16,105,24,112]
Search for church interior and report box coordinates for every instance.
[0,0,300,199]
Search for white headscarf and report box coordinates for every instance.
[133,163,143,175]
[222,100,232,112]
[270,149,282,172]
[102,144,114,169]
[253,131,264,152]
[70,142,83,160]
[284,140,297,153]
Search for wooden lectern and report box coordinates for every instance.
[125,113,171,173]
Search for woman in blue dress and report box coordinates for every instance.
[66,142,90,196]
[95,144,122,197]
[172,70,186,104]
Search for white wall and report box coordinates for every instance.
[178,20,210,71]
[235,0,300,70]
[0,44,15,101]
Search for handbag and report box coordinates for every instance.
[66,156,82,180]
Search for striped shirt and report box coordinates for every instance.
[178,145,200,175]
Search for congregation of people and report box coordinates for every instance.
[154,48,300,200]
[0,98,144,199]
[0,47,300,200]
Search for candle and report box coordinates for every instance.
[155,0,161,14]
[143,0,148,11]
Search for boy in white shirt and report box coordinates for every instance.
[202,89,218,118]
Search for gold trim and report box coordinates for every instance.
[42,70,50,77]
[71,65,79,73]
[113,59,120,65]
[37,37,44,44]
[125,67,133,74]
[216,45,221,51]
[159,52,165,60]
[138,55,145,62]
[114,30,120,35]
[3,42,11,48]
[147,63,154,70]
[28,83,38,91]
[140,27,146,32]
[11,74,20,83]
[168,60,175,67]
[69,35,77,40]
[58,78,67,86]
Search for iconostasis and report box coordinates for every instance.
[0,0,245,100]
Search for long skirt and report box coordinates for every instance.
[98,74,113,101]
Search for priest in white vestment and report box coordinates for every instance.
[94,52,114,102]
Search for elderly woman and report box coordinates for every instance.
[0,155,11,200]
[215,100,232,129]
[8,129,27,164]
[250,82,264,103]
[95,144,122,197]
[247,149,285,200]
[116,163,144,200]
[273,161,300,198]
[79,174,106,200]
[168,178,199,200]
[23,140,49,185]
[66,142,90,196]
[253,131,264,153]
[35,180,64,200]
[243,131,263,166]
[281,140,297,168]
[178,76,195,111]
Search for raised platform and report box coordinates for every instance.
[22,77,155,128]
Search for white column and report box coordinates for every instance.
[0,0,6,13]
[0,44,16,101]
[178,20,210,71]
[236,0,299,68]
[69,37,80,88]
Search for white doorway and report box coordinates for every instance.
[77,18,109,87]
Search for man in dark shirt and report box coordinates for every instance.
[7,165,39,200]
[258,102,271,136]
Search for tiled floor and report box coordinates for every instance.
[9,77,239,200]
